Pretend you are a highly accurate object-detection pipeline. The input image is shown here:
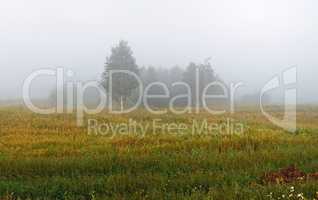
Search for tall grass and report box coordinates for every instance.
[0,107,317,199]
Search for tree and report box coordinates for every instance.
[142,66,158,86]
[102,40,140,107]
[182,62,198,106]
[141,67,169,107]
[182,61,217,106]
[168,66,183,86]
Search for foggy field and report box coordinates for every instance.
[1,0,317,199]
[0,106,318,199]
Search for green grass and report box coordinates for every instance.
[0,107,318,199]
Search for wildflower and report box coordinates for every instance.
[297,193,305,200]
[290,186,295,193]
[267,192,273,199]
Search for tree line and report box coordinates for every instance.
[101,40,226,108]
[49,40,228,109]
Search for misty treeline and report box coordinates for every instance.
[100,40,227,108]
[49,40,268,108]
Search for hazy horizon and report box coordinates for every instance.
[1,0,317,103]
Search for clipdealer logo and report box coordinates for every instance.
[22,66,297,132]
[260,67,297,132]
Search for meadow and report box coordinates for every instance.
[0,106,318,199]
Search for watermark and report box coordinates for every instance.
[22,66,297,133]
[22,67,242,124]
[260,67,297,132]
[87,118,244,137]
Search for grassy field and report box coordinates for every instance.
[0,106,318,199]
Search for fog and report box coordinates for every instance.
[0,0,317,103]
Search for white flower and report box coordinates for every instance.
[290,186,295,192]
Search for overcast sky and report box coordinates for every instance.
[0,0,317,102]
